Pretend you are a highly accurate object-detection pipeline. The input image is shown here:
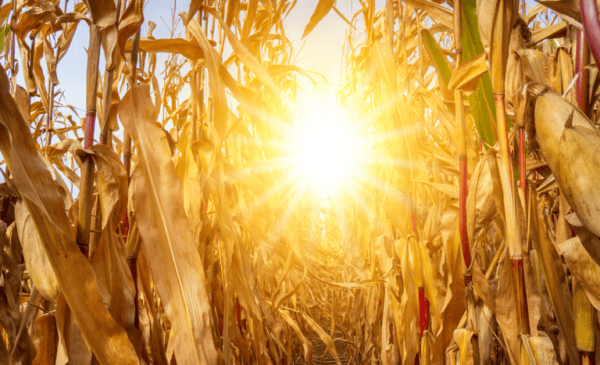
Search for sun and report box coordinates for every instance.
[290,106,360,193]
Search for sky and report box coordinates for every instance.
[28,0,387,133]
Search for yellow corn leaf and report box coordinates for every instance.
[471,261,495,314]
[86,145,127,230]
[517,49,548,85]
[90,222,136,341]
[124,37,205,60]
[403,0,453,27]
[476,0,517,93]
[466,157,496,244]
[119,83,219,364]
[527,21,568,47]
[522,335,560,365]
[530,186,579,364]
[202,6,279,95]
[186,17,228,139]
[0,67,138,365]
[476,303,494,362]
[417,241,446,336]
[557,237,600,312]
[302,0,335,39]
[495,250,519,364]
[448,53,488,96]
[280,309,313,365]
[432,220,465,365]
[413,179,459,200]
[15,202,59,303]
[81,0,116,28]
[453,328,477,365]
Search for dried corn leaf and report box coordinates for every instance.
[557,237,600,311]
[302,0,335,39]
[301,312,341,365]
[125,38,205,60]
[119,83,219,364]
[448,53,488,96]
[15,201,59,303]
[0,67,138,365]
[280,309,313,365]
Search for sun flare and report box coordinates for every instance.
[290,106,360,193]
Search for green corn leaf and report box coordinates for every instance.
[422,29,453,100]
[448,0,499,149]
[0,24,9,53]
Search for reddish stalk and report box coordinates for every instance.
[413,203,428,363]
[417,285,428,364]
[580,0,600,70]
[418,287,429,337]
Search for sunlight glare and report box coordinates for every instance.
[292,106,358,193]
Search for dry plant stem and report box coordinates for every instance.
[456,244,507,332]
[99,70,115,145]
[125,26,141,330]
[127,257,138,328]
[9,0,16,78]
[454,0,472,276]
[511,259,530,334]
[27,35,36,104]
[418,286,429,336]
[412,206,429,342]
[486,244,505,280]
[45,80,55,153]
[123,28,141,175]
[92,1,123,247]
[580,0,600,69]
[495,93,530,335]
[77,25,102,257]
[99,0,122,145]
[90,105,112,250]
[191,66,198,142]
[386,0,394,49]
[576,30,590,114]
[518,128,526,201]
[8,287,41,360]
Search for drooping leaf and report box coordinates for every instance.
[0,65,139,365]
[119,83,219,364]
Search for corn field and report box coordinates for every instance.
[1,0,600,363]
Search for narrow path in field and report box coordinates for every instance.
[295,332,349,365]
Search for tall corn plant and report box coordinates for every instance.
[2,0,600,365]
